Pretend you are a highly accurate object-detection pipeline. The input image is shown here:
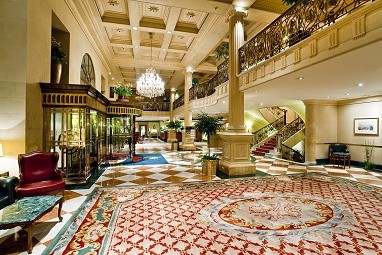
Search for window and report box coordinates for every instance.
[80,53,95,86]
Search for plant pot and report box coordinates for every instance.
[51,62,62,84]
[117,95,129,102]
[202,159,219,176]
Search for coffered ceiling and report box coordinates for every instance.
[72,0,286,92]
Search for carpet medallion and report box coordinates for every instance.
[44,173,382,255]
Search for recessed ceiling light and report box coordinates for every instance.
[132,26,138,30]
[222,101,225,104]
[346,93,350,96]
[111,77,115,80]
[327,96,330,99]
[358,83,364,86]
[260,103,263,106]
[255,90,258,93]
[166,31,172,34]
[134,46,139,49]
[298,77,304,80]
[162,48,166,51]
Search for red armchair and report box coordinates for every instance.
[18,151,65,197]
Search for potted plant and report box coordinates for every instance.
[215,42,229,60]
[51,37,67,83]
[113,83,133,101]
[364,141,374,170]
[167,120,183,143]
[193,112,223,175]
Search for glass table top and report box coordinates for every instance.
[0,195,63,225]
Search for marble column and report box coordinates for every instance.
[304,100,318,165]
[182,70,196,150]
[168,88,177,142]
[219,8,256,176]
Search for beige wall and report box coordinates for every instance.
[0,0,110,176]
[0,0,27,176]
[338,97,382,165]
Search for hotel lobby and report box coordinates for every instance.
[1,0,382,254]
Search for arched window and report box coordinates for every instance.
[80,53,95,86]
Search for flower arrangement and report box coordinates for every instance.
[113,83,133,97]
[51,37,67,63]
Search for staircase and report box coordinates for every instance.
[252,137,277,156]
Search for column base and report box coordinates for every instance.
[219,161,256,176]
[218,131,256,176]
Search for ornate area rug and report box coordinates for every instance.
[44,173,382,255]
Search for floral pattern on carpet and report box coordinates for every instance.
[44,173,382,255]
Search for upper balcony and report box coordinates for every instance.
[173,0,382,116]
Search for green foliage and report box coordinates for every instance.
[364,140,374,170]
[167,120,182,132]
[215,42,229,60]
[192,77,199,86]
[201,154,219,161]
[282,0,297,5]
[193,112,223,157]
[51,37,67,63]
[113,84,133,97]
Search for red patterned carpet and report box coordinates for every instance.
[44,173,382,255]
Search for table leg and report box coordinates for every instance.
[58,197,63,222]
[27,224,34,254]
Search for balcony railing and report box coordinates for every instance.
[239,0,373,72]
[173,94,184,110]
[141,101,170,111]
[190,59,229,101]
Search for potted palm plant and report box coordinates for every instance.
[51,37,67,83]
[167,120,183,147]
[113,83,133,101]
[193,112,223,175]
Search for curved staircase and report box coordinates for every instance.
[252,137,277,156]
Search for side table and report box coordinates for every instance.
[0,195,63,254]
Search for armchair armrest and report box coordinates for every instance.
[53,169,64,180]
[0,176,19,204]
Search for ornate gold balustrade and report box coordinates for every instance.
[239,0,373,72]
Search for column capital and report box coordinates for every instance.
[226,6,248,22]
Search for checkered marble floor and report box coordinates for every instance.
[1,139,382,254]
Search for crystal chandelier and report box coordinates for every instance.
[136,32,165,99]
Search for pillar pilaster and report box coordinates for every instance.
[182,70,196,150]
[304,100,318,165]
[168,88,177,142]
[219,8,255,176]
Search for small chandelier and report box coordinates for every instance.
[136,32,165,99]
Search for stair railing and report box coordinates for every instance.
[281,144,305,163]
[278,116,305,143]
[252,116,285,146]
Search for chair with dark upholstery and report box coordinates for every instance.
[329,143,351,169]
[0,176,19,209]
[18,151,65,197]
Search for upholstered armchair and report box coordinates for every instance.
[329,143,351,169]
[0,176,19,210]
[18,151,65,197]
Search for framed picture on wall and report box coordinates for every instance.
[354,118,379,135]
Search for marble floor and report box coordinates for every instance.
[1,138,382,254]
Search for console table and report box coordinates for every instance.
[0,195,63,253]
